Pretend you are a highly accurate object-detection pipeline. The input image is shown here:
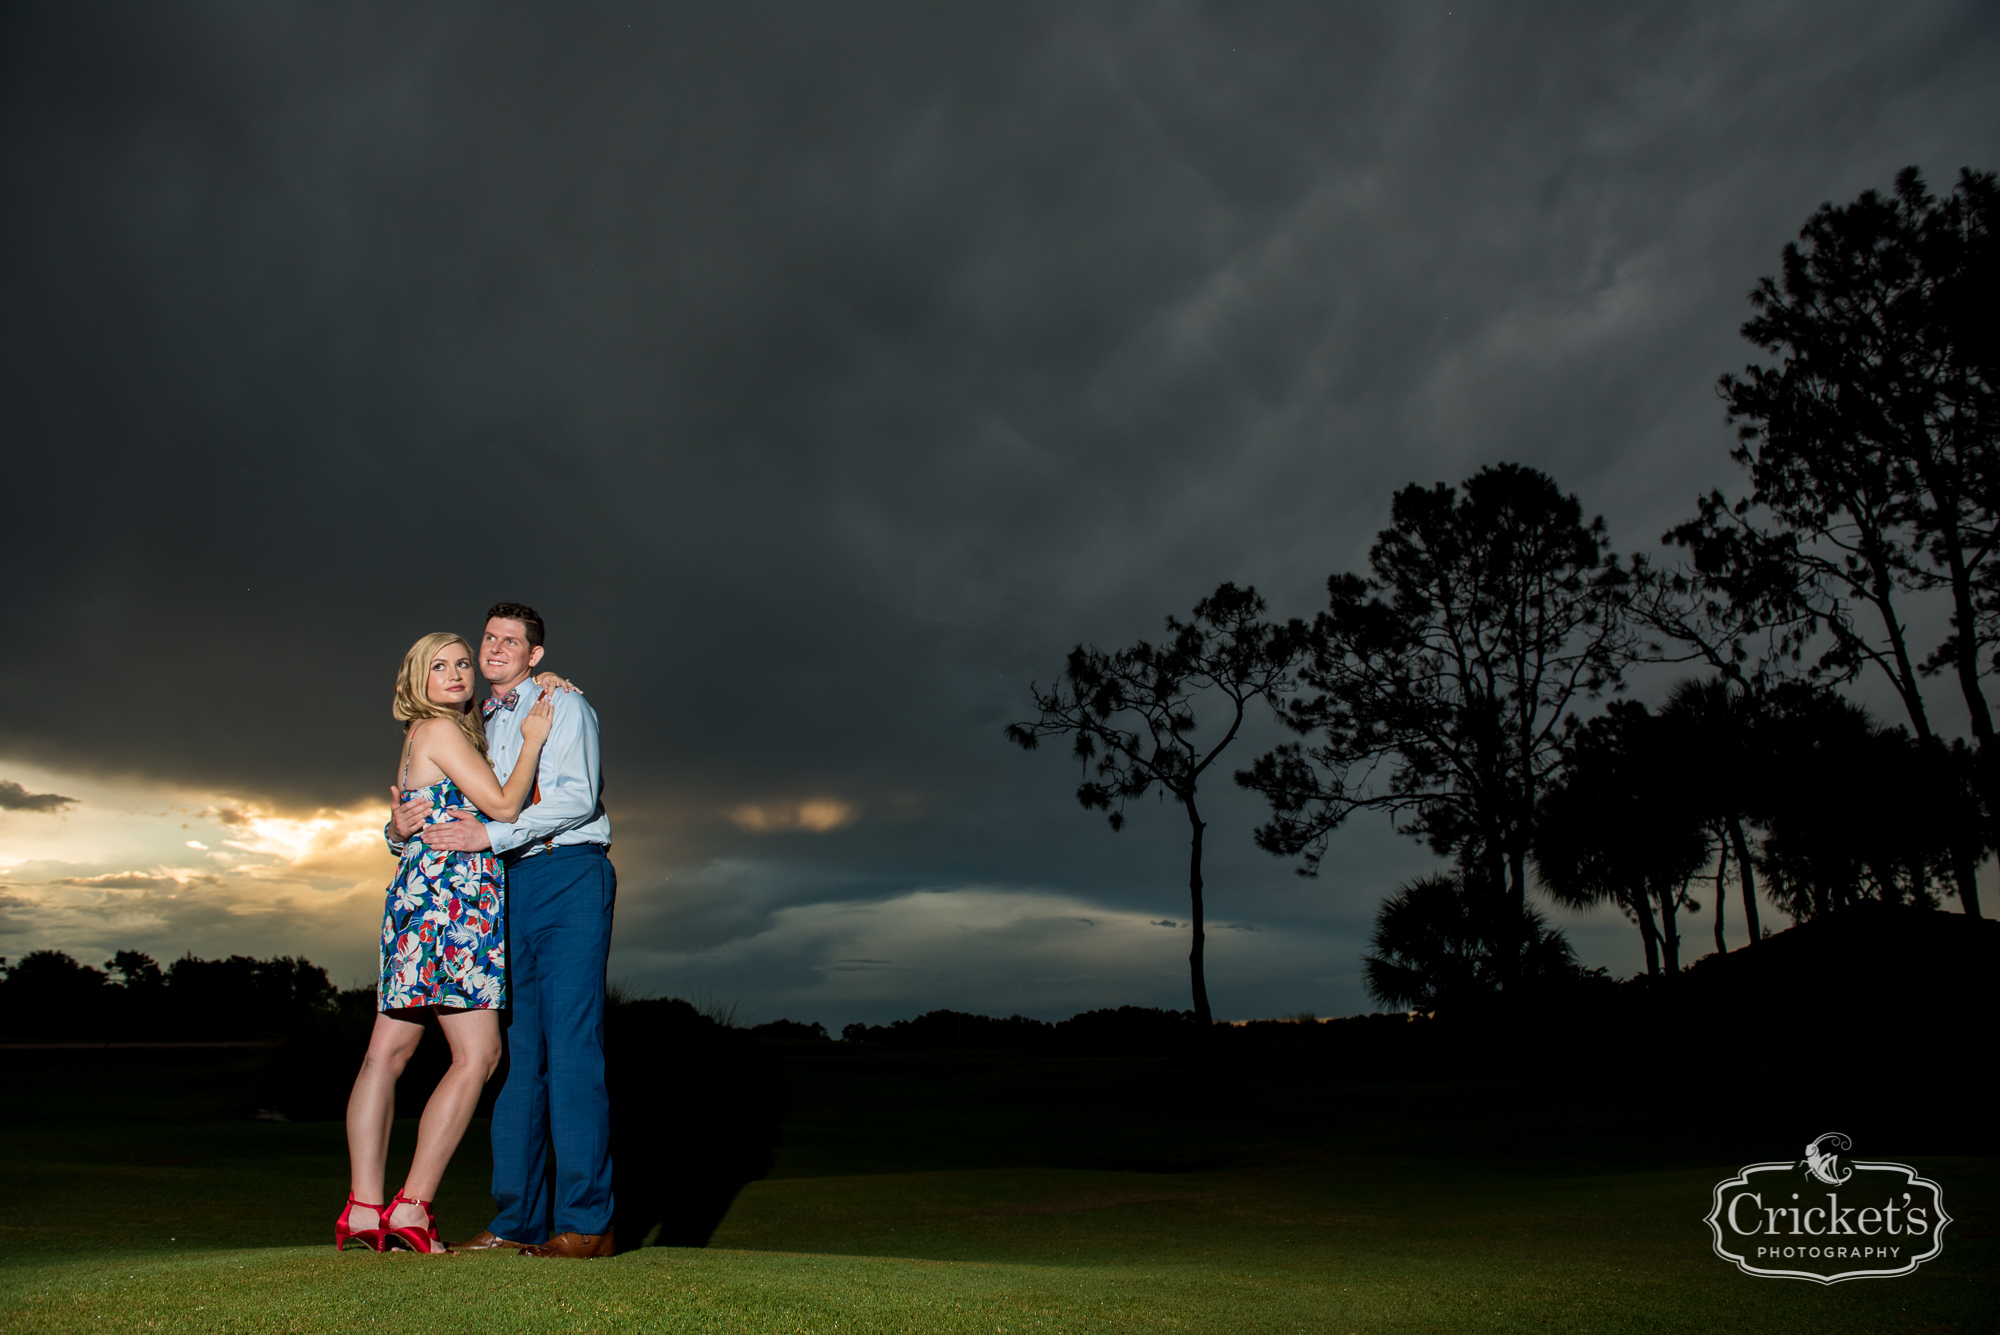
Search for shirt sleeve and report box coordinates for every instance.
[383,822,408,857]
[484,693,602,855]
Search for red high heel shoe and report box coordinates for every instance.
[335,1193,387,1252]
[382,1190,450,1254]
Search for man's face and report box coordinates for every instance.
[481,617,545,688]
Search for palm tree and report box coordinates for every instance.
[1534,702,1711,976]
[1750,686,1970,919]
[1657,677,1765,948]
[1362,870,1577,1014]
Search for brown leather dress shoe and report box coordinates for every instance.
[457,1230,523,1251]
[519,1229,616,1259]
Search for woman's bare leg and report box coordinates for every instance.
[388,1008,502,1226]
[345,1012,426,1229]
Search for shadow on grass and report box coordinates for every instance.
[251,993,788,1250]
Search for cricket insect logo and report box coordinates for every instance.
[1802,1132,1852,1186]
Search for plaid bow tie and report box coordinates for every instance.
[483,688,521,720]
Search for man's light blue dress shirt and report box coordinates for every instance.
[482,679,612,856]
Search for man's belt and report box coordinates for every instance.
[503,839,608,864]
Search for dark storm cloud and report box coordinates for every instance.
[4,2,1996,1015]
[0,780,76,812]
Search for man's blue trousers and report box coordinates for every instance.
[488,843,616,1241]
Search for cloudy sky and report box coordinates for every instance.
[3,2,1996,1026]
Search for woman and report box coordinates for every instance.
[335,632,555,1254]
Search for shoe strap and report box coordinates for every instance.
[387,1191,439,1234]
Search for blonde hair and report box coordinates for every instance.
[392,632,488,758]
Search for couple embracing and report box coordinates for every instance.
[335,602,618,1259]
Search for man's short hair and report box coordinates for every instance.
[487,602,546,649]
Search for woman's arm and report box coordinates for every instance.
[420,697,556,822]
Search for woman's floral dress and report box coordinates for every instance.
[379,777,507,1010]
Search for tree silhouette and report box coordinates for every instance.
[1534,701,1711,976]
[1627,550,1801,695]
[1007,583,1304,1026]
[1237,464,1635,981]
[1668,167,1998,916]
[1656,677,1765,949]
[1361,870,1578,1015]
[0,950,111,1039]
[1749,686,1968,921]
[0,948,341,1042]
[105,950,165,993]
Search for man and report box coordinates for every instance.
[387,601,617,1258]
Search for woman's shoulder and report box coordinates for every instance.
[410,716,470,745]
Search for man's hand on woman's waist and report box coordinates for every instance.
[418,809,493,852]
[388,785,433,841]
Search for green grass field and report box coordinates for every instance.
[2,1048,1991,1333]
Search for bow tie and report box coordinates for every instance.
[483,688,521,720]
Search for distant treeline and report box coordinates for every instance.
[841,1005,1222,1048]
[831,905,1994,1055]
[0,950,1282,1049]
[0,949,338,1042]
[8,898,1990,1058]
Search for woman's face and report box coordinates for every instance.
[426,643,476,708]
